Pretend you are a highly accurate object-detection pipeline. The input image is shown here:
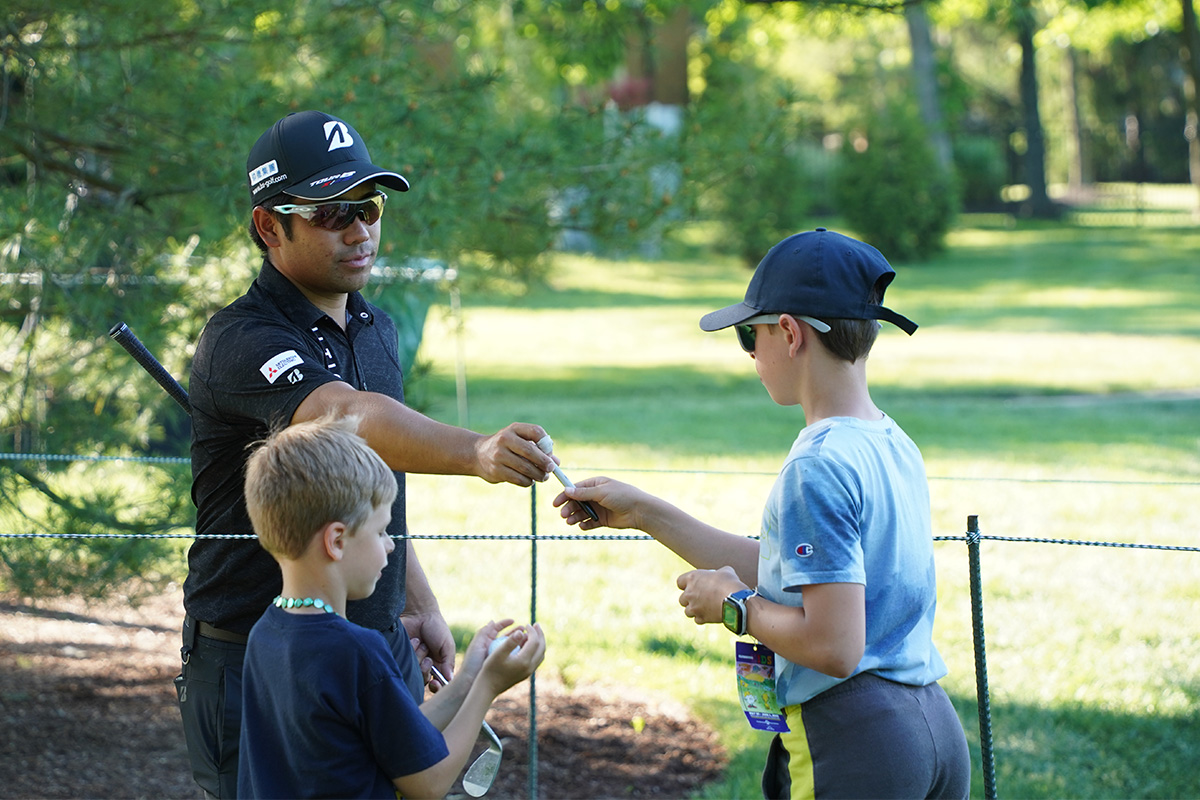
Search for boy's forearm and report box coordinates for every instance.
[440,682,498,767]
[638,496,760,583]
[418,672,470,730]
[403,682,498,798]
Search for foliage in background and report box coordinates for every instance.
[953,134,1009,211]
[834,99,959,260]
[1,0,697,447]
[687,49,817,267]
[0,459,190,599]
[0,1,695,595]
[1,0,1195,598]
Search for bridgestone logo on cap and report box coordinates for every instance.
[324,121,354,151]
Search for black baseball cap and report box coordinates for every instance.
[699,228,918,335]
[246,110,410,205]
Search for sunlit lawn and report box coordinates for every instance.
[406,212,1200,798]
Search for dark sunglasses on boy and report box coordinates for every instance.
[273,191,388,231]
[735,313,831,353]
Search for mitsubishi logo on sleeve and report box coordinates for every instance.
[324,121,354,152]
[260,350,303,384]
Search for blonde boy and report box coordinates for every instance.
[240,415,545,799]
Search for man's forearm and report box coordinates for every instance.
[403,540,440,618]
[294,381,484,475]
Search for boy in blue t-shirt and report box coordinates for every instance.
[239,414,545,799]
[554,229,969,799]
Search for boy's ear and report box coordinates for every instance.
[322,521,349,561]
[778,314,804,357]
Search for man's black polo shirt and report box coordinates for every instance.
[187,258,408,635]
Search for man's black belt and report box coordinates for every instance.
[195,620,249,645]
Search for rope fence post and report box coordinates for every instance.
[967,514,998,800]
[528,483,539,800]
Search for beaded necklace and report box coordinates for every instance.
[274,596,337,615]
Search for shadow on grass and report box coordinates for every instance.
[640,632,724,663]
[950,691,1200,799]
[0,600,178,634]
[426,365,1200,476]
[691,688,1199,800]
[438,611,1198,797]
[468,227,1200,337]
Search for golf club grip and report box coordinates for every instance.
[108,322,191,415]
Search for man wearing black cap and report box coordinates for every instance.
[179,110,561,799]
[554,229,970,799]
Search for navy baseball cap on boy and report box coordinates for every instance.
[699,228,918,335]
[246,110,410,205]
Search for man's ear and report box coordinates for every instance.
[252,206,284,248]
[322,521,349,562]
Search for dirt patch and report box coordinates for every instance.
[484,683,725,800]
[0,589,725,799]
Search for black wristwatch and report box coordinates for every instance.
[722,589,757,636]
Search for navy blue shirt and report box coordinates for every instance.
[238,607,448,799]
[187,258,408,634]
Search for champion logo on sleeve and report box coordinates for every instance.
[260,350,304,384]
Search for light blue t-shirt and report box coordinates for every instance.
[756,414,947,706]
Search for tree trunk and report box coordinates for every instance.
[1063,45,1088,192]
[904,2,953,176]
[652,5,691,106]
[1180,0,1200,211]
[1016,4,1056,217]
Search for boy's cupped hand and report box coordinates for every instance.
[475,621,546,696]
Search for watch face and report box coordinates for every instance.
[722,599,740,631]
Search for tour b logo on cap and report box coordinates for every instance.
[324,121,354,152]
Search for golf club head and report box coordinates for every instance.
[429,662,505,796]
[462,721,503,797]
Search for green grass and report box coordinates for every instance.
[406,212,1200,798]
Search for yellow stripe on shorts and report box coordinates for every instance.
[781,704,816,800]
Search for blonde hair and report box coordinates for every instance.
[244,414,397,560]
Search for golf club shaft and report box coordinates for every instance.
[108,322,191,415]
[430,666,502,748]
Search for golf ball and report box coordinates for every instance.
[488,634,521,656]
